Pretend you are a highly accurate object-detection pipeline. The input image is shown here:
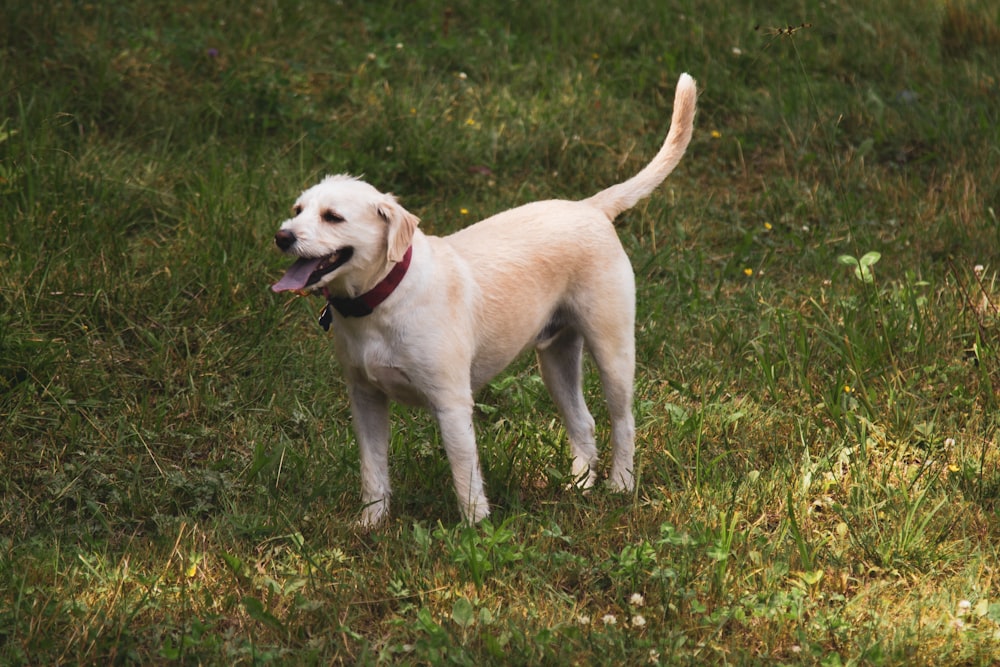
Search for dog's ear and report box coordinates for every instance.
[376,199,420,263]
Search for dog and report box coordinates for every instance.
[272,73,696,527]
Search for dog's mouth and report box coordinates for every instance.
[271,248,354,293]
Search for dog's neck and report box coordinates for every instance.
[319,246,412,328]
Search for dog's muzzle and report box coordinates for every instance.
[271,229,354,293]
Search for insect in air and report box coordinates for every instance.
[754,22,813,50]
[755,22,813,37]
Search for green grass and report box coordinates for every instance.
[3,0,1000,663]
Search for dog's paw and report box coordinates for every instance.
[567,458,598,492]
[606,469,635,493]
[356,500,389,530]
[459,497,491,524]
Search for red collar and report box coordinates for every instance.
[319,246,412,328]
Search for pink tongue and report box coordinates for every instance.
[271,257,323,292]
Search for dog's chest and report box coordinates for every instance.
[336,329,427,406]
[366,364,425,406]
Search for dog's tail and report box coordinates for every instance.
[583,72,697,220]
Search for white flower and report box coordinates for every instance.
[576,614,591,626]
[601,614,617,626]
[631,614,647,628]
[630,593,646,607]
[649,648,661,664]
[944,438,956,448]
[958,599,972,615]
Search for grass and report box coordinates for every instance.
[2,0,1000,663]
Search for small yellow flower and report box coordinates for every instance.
[764,222,773,230]
[409,107,417,115]
[465,118,477,126]
[711,130,722,139]
[843,385,853,394]
[743,267,753,277]
[948,464,960,473]
[460,208,469,215]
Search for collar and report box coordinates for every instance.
[318,245,412,329]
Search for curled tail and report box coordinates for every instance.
[583,72,697,220]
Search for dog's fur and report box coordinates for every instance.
[273,73,697,527]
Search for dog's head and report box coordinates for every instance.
[271,174,419,295]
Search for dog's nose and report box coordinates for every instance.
[274,229,297,251]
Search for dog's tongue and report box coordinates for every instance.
[271,257,323,293]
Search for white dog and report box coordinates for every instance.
[272,73,697,527]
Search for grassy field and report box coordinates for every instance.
[3,0,1000,663]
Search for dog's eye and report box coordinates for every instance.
[321,210,345,224]
[292,204,303,216]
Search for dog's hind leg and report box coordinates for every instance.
[588,333,637,491]
[349,382,393,528]
[588,335,636,492]
[580,280,637,493]
[596,352,636,492]
[537,329,599,489]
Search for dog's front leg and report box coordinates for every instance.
[433,398,490,524]
[348,381,392,528]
